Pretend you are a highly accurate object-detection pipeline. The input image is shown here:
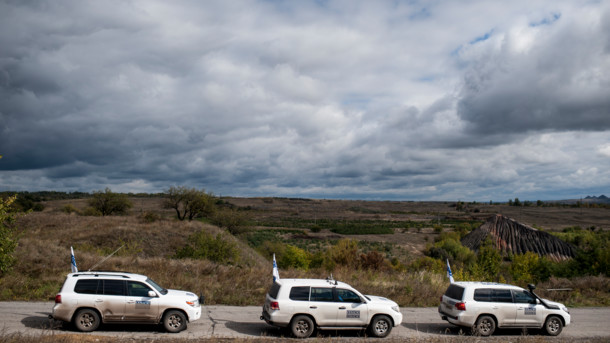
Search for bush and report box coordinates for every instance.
[211,208,247,235]
[175,230,239,264]
[61,204,79,214]
[0,195,20,275]
[279,245,311,270]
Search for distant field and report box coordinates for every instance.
[3,196,609,308]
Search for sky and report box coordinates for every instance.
[1,0,609,201]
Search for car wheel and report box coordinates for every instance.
[368,315,393,338]
[473,315,496,336]
[290,315,314,338]
[163,310,187,333]
[544,315,563,336]
[73,308,100,332]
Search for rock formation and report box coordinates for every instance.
[461,214,575,261]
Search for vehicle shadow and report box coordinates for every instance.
[403,322,544,337]
[224,321,286,337]
[21,314,58,330]
[225,321,372,338]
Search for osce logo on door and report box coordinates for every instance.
[346,310,360,318]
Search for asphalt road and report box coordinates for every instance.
[2,302,609,339]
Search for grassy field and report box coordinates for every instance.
[0,197,608,308]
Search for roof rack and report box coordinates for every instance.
[72,270,135,278]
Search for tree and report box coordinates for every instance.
[88,188,133,216]
[0,195,20,275]
[163,186,216,221]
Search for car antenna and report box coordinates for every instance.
[87,245,124,272]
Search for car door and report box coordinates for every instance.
[309,287,338,326]
[124,281,160,323]
[334,288,368,326]
[95,279,126,322]
[512,289,544,326]
[474,288,516,327]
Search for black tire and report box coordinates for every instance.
[290,315,314,338]
[473,315,496,336]
[73,308,100,332]
[368,315,393,338]
[544,315,563,336]
[163,310,187,333]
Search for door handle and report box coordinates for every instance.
[95,299,103,303]
[309,306,317,309]
[127,301,136,304]
[338,306,346,310]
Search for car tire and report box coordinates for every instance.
[368,314,393,338]
[544,315,563,336]
[290,315,314,338]
[73,308,100,332]
[163,310,187,333]
[473,315,496,336]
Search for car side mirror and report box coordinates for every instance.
[148,290,157,297]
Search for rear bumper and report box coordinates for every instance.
[261,310,289,327]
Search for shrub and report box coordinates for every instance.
[61,204,79,214]
[139,211,161,223]
[310,225,322,233]
[211,208,247,234]
[0,195,20,275]
[279,245,311,270]
[175,230,239,264]
[359,251,387,270]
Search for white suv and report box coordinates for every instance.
[261,278,403,338]
[438,282,570,336]
[52,271,203,333]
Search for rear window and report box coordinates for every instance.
[444,284,465,300]
[289,286,310,301]
[268,282,281,299]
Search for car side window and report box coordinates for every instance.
[473,288,513,303]
[103,280,126,296]
[74,279,100,294]
[289,286,310,301]
[310,287,334,302]
[473,288,492,302]
[493,289,513,303]
[513,290,535,304]
[336,289,361,303]
[127,281,153,297]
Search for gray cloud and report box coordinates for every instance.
[0,0,609,201]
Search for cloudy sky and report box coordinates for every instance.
[1,0,609,201]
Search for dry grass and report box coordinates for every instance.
[2,198,609,307]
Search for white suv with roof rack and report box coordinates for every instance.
[261,278,403,338]
[438,282,570,336]
[51,271,203,333]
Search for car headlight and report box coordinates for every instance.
[186,299,199,307]
[392,305,400,313]
[562,306,569,314]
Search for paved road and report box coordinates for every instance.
[2,302,609,339]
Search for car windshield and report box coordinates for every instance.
[146,278,168,295]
